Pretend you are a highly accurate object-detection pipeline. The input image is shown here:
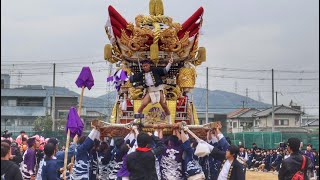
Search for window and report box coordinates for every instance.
[1,79,4,89]
[255,120,260,126]
[233,122,237,128]
[58,110,69,119]
[17,97,44,106]
[8,100,17,107]
[274,119,289,126]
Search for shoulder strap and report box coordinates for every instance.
[300,155,307,171]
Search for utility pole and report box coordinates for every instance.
[276,91,278,106]
[52,63,56,131]
[206,67,209,124]
[271,69,275,132]
[234,81,238,93]
[241,101,245,108]
[17,71,22,88]
[257,90,262,102]
[245,88,248,106]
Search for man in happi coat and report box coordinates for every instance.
[129,57,173,124]
[70,127,100,180]
[21,137,40,180]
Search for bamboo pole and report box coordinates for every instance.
[63,86,85,180]
[63,130,70,180]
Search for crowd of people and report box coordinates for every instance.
[1,125,319,180]
[237,142,319,179]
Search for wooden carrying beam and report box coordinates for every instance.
[91,120,221,140]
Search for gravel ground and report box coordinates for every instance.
[246,171,278,180]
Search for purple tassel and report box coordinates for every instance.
[75,67,94,90]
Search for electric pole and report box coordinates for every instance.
[234,81,238,93]
[52,63,56,131]
[241,101,245,108]
[276,91,278,106]
[245,88,248,106]
[206,67,209,124]
[272,69,275,132]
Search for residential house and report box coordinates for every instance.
[253,105,307,133]
[301,115,319,132]
[227,108,260,133]
[197,111,227,133]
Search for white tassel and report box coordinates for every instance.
[121,97,127,111]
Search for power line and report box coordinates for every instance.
[1,55,103,62]
[1,60,105,66]
[203,66,319,74]
[3,69,318,81]
[196,73,319,81]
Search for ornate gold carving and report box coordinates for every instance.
[135,15,173,27]
[120,27,152,52]
[177,67,196,88]
[128,88,143,100]
[164,85,181,101]
[159,29,189,55]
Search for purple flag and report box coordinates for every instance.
[107,76,114,82]
[107,69,129,92]
[66,107,84,138]
[75,67,94,90]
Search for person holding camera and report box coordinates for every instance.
[1,130,13,142]
[278,138,313,180]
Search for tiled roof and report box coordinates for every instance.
[302,120,319,126]
[237,109,260,118]
[227,108,250,118]
[253,105,302,117]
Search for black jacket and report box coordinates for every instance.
[278,152,313,180]
[211,147,245,180]
[1,160,23,180]
[126,135,164,180]
[219,159,245,180]
[129,67,168,88]
[11,147,23,165]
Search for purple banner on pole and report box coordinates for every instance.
[66,107,84,138]
[75,67,94,90]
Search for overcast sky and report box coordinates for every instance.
[1,0,319,115]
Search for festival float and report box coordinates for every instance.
[93,0,219,139]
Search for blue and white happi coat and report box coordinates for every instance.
[70,138,94,180]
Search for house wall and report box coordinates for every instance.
[256,114,300,128]
[229,118,255,133]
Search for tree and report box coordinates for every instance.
[33,114,53,132]
[56,118,67,131]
